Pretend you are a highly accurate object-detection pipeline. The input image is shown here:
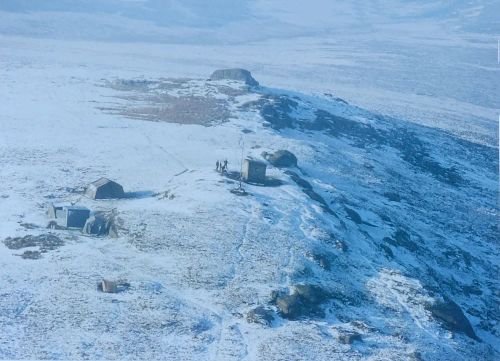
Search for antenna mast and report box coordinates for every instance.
[239,137,245,189]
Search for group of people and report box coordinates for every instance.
[216,159,228,173]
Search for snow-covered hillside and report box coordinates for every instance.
[0,1,498,360]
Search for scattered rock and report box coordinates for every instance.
[19,222,39,230]
[47,220,66,230]
[306,252,332,270]
[294,284,330,304]
[3,234,64,252]
[107,78,155,91]
[270,289,287,304]
[157,190,175,200]
[466,307,481,318]
[275,294,303,319]
[344,206,375,226]
[246,306,274,326]
[19,250,42,260]
[273,284,330,320]
[263,150,298,168]
[380,244,394,258]
[384,229,419,253]
[285,170,335,215]
[337,332,362,344]
[334,239,348,252]
[349,320,374,332]
[344,207,363,224]
[427,297,480,341]
[408,351,424,361]
[191,318,213,335]
[462,283,482,296]
[384,192,401,202]
[209,68,259,87]
[244,94,298,129]
[230,187,249,196]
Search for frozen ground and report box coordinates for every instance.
[0,1,498,360]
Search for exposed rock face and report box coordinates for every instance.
[306,251,332,270]
[263,150,298,168]
[427,297,480,341]
[285,170,335,215]
[209,68,259,86]
[383,229,419,253]
[258,94,298,129]
[337,332,362,344]
[246,306,274,326]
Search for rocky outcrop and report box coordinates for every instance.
[246,306,274,326]
[3,234,64,253]
[209,68,259,86]
[271,284,330,320]
[383,229,419,253]
[337,332,362,344]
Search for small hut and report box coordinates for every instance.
[47,202,70,219]
[242,158,267,183]
[101,279,118,293]
[98,279,130,293]
[51,206,90,229]
[85,178,124,200]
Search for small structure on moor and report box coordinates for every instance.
[98,279,130,293]
[47,204,90,229]
[242,158,267,183]
[85,178,125,200]
[83,211,119,238]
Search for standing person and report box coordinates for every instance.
[223,159,228,172]
[216,160,220,172]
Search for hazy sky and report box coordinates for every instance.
[1,0,498,37]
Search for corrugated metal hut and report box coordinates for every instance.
[85,178,125,200]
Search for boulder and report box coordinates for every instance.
[269,289,287,304]
[427,297,480,341]
[293,284,330,304]
[209,68,259,86]
[306,252,332,270]
[276,294,304,319]
[83,212,118,237]
[246,306,274,326]
[274,284,330,320]
[264,150,298,168]
[337,332,362,344]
